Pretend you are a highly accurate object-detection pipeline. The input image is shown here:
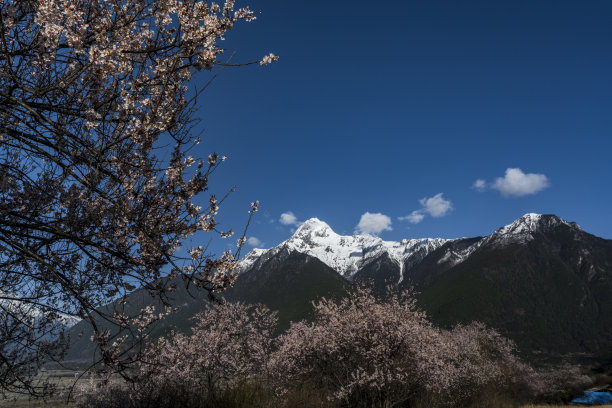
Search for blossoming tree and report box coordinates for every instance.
[274,288,543,407]
[0,0,274,394]
[76,290,553,408]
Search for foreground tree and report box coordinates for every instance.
[0,0,275,394]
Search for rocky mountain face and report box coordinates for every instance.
[225,250,351,331]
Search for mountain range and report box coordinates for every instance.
[64,213,612,366]
[0,292,81,331]
[232,213,612,362]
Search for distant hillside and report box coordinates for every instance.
[224,250,352,331]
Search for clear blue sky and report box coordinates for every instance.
[188,0,612,254]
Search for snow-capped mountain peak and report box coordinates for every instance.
[294,217,332,234]
[483,213,581,247]
[495,213,544,237]
[238,218,451,281]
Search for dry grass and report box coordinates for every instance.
[0,371,607,408]
[0,397,74,407]
[2,399,610,408]
[0,370,86,408]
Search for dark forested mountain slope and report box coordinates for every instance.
[414,215,612,360]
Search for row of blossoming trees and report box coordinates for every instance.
[76,288,587,408]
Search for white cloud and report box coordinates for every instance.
[472,179,486,192]
[355,212,392,236]
[419,193,453,217]
[399,193,453,224]
[246,236,263,248]
[491,168,550,197]
[398,210,425,224]
[279,211,302,227]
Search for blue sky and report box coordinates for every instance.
[188,0,612,254]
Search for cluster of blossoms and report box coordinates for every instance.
[0,0,275,393]
[76,289,572,408]
[260,53,279,66]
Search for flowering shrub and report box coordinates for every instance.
[273,288,441,406]
[274,289,546,407]
[435,322,542,406]
[76,289,577,408]
[140,302,277,396]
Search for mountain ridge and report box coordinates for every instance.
[239,217,453,282]
[238,213,584,282]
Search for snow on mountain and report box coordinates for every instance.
[482,213,582,247]
[434,213,584,267]
[0,292,81,330]
[436,243,480,267]
[238,213,587,279]
[235,248,267,274]
[238,218,451,282]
